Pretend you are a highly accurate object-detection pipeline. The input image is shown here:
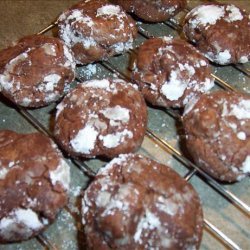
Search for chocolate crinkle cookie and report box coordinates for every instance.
[132,37,214,108]
[183,3,250,65]
[0,34,75,107]
[54,79,147,159]
[58,0,137,65]
[110,0,187,22]
[0,130,70,243]
[183,90,250,182]
[82,153,203,250]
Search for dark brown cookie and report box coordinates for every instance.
[58,0,137,65]
[0,34,75,107]
[54,79,147,159]
[132,37,214,108]
[111,0,187,22]
[82,153,203,249]
[0,130,70,243]
[183,3,250,65]
[183,90,250,182]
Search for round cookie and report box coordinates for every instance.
[82,153,203,249]
[183,90,250,182]
[110,0,187,22]
[183,3,250,65]
[54,79,147,159]
[132,37,214,108]
[58,0,137,65]
[0,34,75,107]
[0,130,70,243]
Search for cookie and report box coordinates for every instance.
[183,90,250,182]
[0,34,75,107]
[54,79,147,159]
[183,3,250,65]
[110,0,187,22]
[82,153,203,249]
[58,0,137,64]
[0,130,70,243]
[132,37,214,108]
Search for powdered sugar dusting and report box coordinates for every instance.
[40,74,61,92]
[0,208,45,240]
[183,96,200,115]
[100,106,130,124]
[85,79,110,89]
[97,154,131,176]
[100,129,133,148]
[0,168,9,180]
[225,5,243,22]
[188,5,225,27]
[216,50,231,64]
[58,10,97,63]
[70,124,98,153]
[49,159,70,190]
[237,131,246,140]
[242,156,250,174]
[161,71,187,101]
[239,56,248,63]
[63,45,76,68]
[226,100,250,119]
[81,63,97,79]
[0,52,28,91]
[134,209,161,243]
[96,5,121,17]
[41,43,57,56]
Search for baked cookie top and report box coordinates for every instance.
[54,79,147,159]
[0,130,70,243]
[58,0,137,64]
[0,35,75,107]
[183,90,250,182]
[183,3,250,65]
[82,153,203,249]
[132,37,214,108]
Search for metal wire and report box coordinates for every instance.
[36,234,58,250]
[204,220,241,250]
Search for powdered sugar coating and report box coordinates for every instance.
[100,105,130,124]
[0,131,70,243]
[132,37,214,108]
[96,5,121,17]
[188,5,225,26]
[70,124,99,154]
[100,129,133,148]
[183,91,250,182]
[242,156,250,174]
[54,79,147,159]
[49,159,70,190]
[82,154,203,249]
[0,208,46,241]
[184,3,250,65]
[160,70,187,101]
[58,0,137,64]
[0,35,75,107]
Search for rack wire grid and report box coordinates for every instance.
[0,0,249,249]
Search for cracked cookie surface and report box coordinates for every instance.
[0,130,70,243]
[54,79,147,159]
[183,90,250,182]
[0,34,75,107]
[82,153,203,249]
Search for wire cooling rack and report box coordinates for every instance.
[0,0,249,249]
